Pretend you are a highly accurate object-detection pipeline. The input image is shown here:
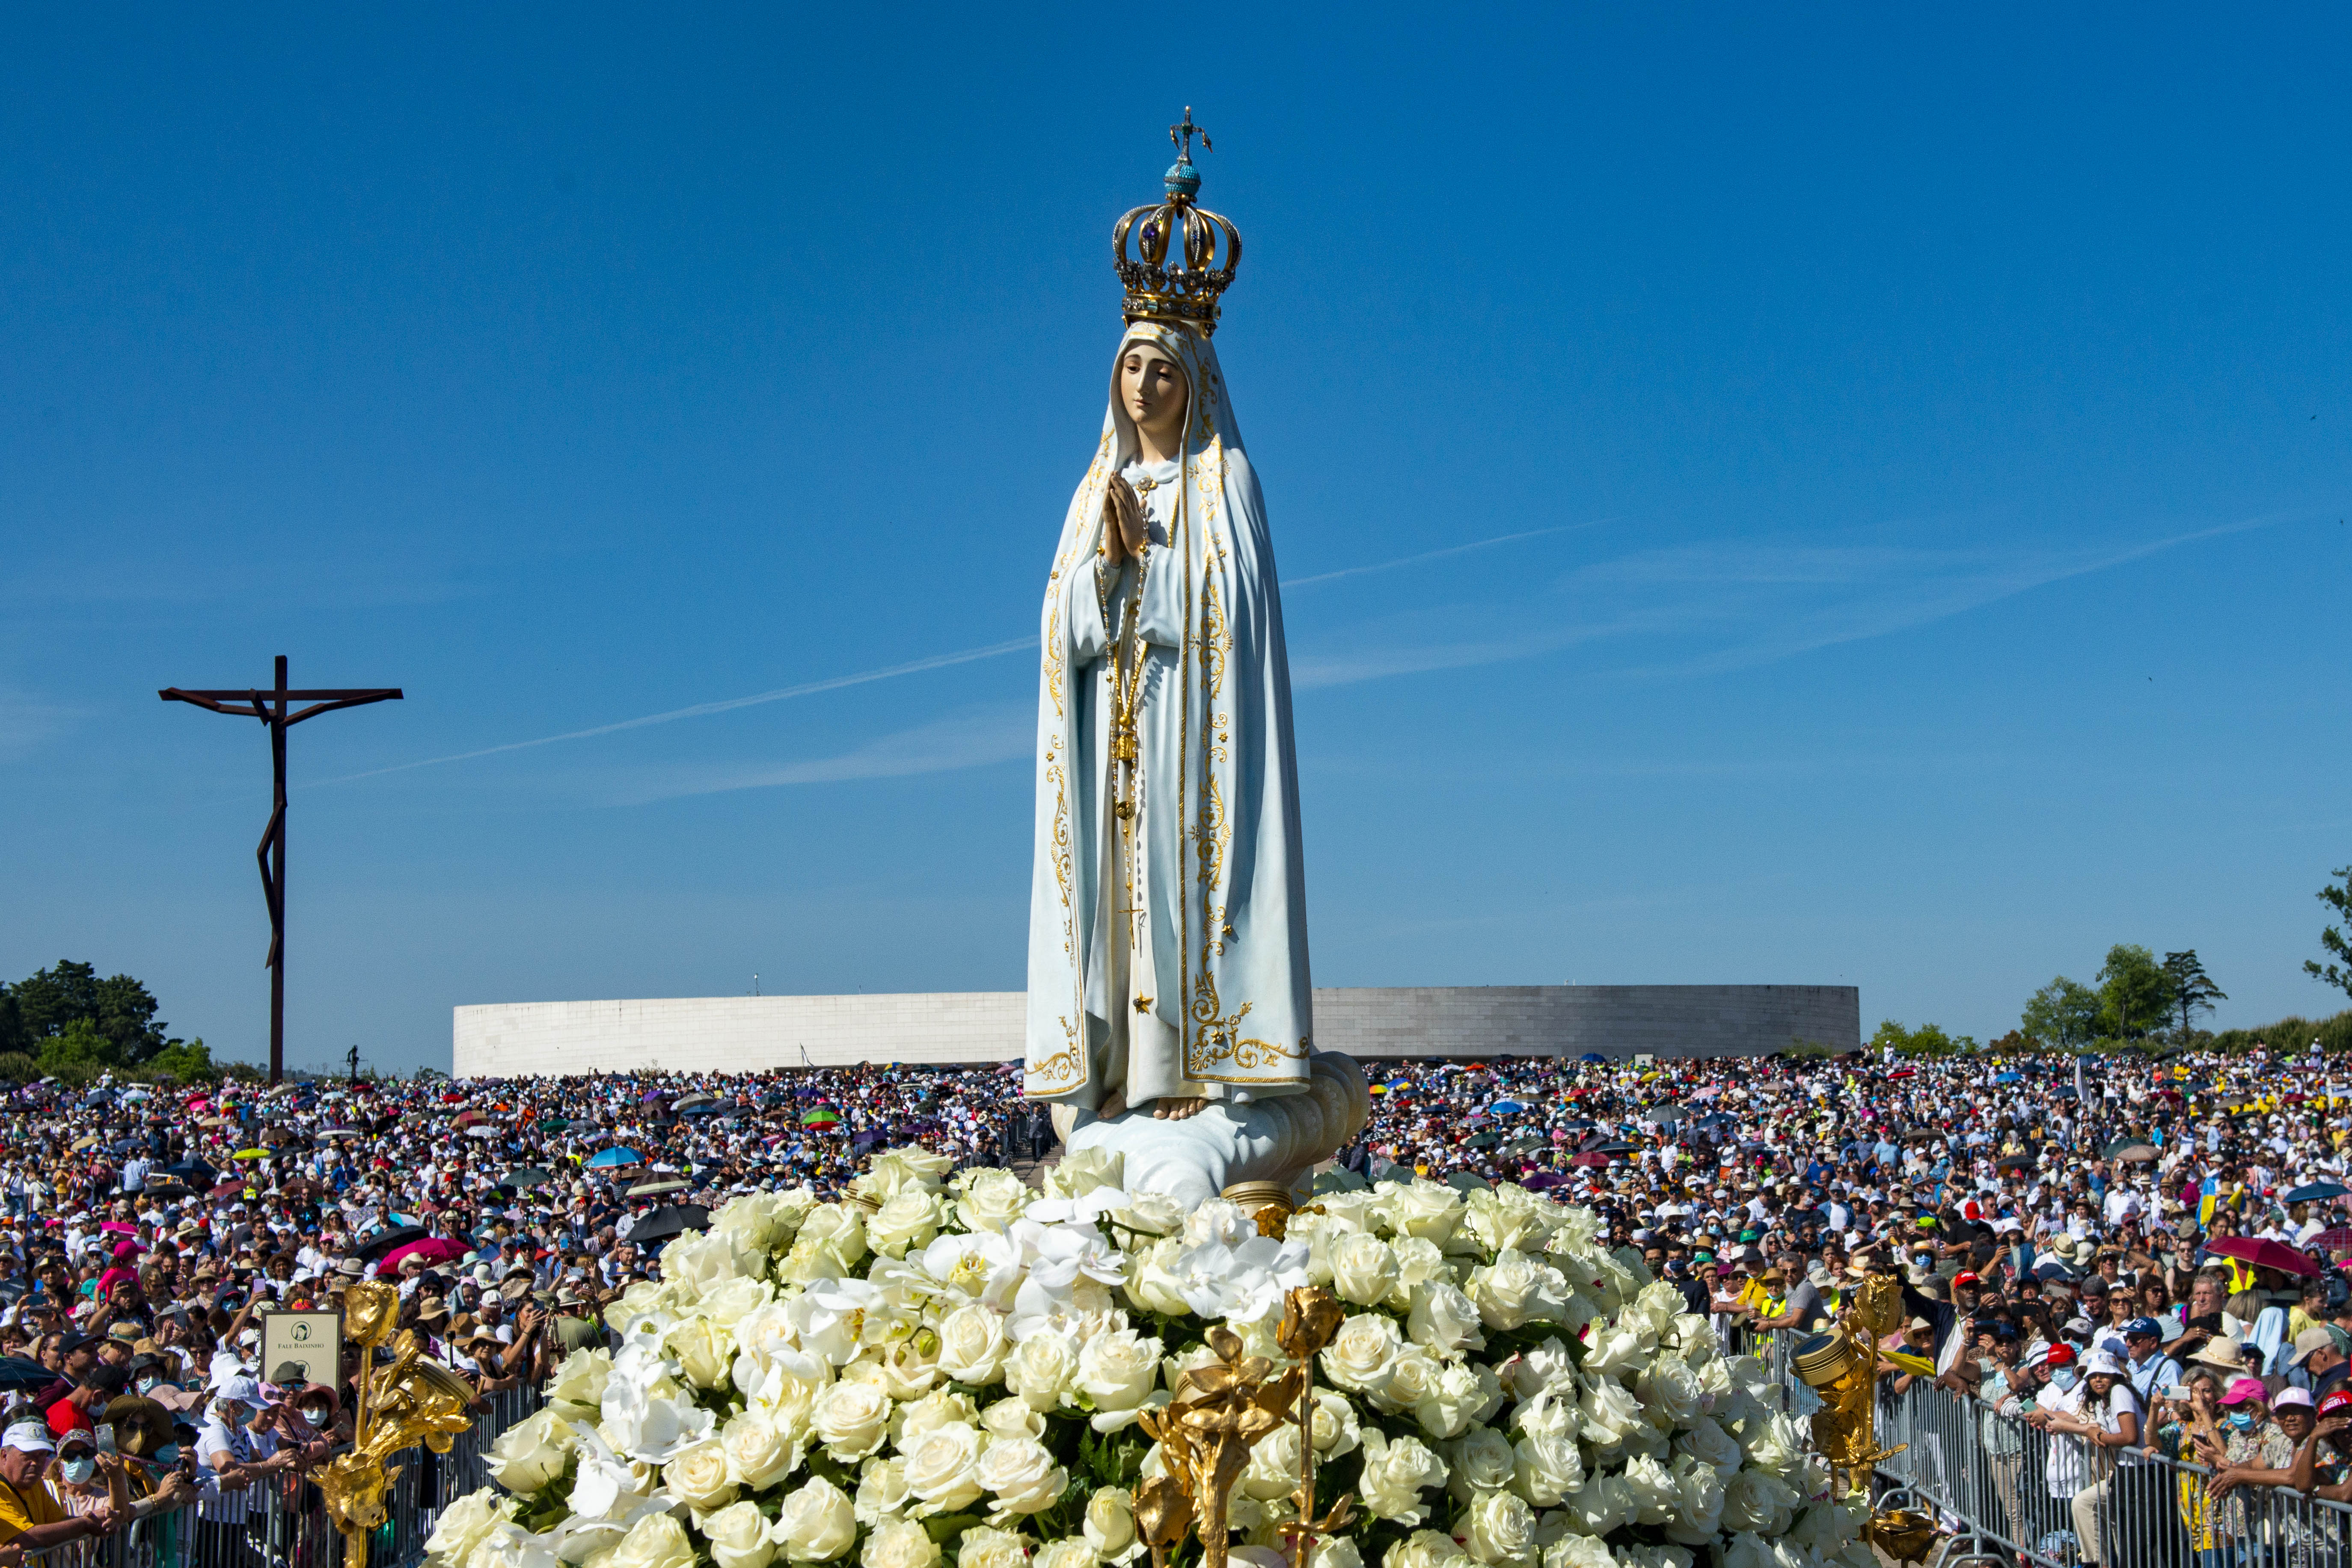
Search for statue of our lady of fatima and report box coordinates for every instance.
[1024,116,1352,1184]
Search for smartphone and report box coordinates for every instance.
[2160,1384,2192,1402]
[94,1424,115,1454]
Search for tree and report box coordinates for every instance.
[2096,944,2174,1040]
[2022,977,2103,1050]
[36,1018,117,1073]
[2310,865,2352,1002]
[2163,950,2227,1034]
[145,1039,219,1081]
[2,961,174,1065]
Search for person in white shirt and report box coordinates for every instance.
[194,1375,294,1556]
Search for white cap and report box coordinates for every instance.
[3,1427,55,1454]
[216,1375,263,1406]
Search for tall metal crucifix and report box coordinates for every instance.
[160,655,402,1083]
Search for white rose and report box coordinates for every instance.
[1004,1330,1081,1412]
[981,1399,1046,1442]
[700,1277,777,1330]
[713,1189,796,1254]
[903,1420,987,1515]
[1307,1387,1361,1458]
[957,1526,1030,1568]
[812,1380,893,1462]
[861,1520,941,1568]
[1464,1252,1565,1331]
[1463,1190,1546,1255]
[1415,1360,1488,1442]
[664,1229,763,1297]
[485,1408,576,1493]
[667,1317,736,1390]
[1033,1541,1096,1568]
[702,1501,778,1568]
[868,1190,944,1259]
[1043,1146,1123,1197]
[1357,1429,1449,1526]
[1108,1191,1185,1238]
[1740,1413,1803,1480]
[1329,1232,1399,1307]
[1407,1283,1485,1355]
[937,1304,1010,1385]
[1320,1313,1402,1397]
[425,1488,510,1566]
[1510,1431,1583,1507]
[1318,1540,1365,1568]
[1717,1536,1773,1568]
[546,1348,614,1417]
[1663,1455,1725,1547]
[1074,1328,1162,1428]
[1560,1475,1631,1538]
[1719,1470,1799,1536]
[957,1170,1033,1234]
[878,1331,944,1401]
[1672,1415,1742,1479]
[664,1437,739,1512]
[1388,1237,1448,1304]
[1083,1487,1141,1564]
[1540,1536,1615,1568]
[610,1512,698,1568]
[1635,1357,1700,1428]
[855,1456,913,1525]
[1444,1426,1515,1499]
[1460,1488,1536,1567]
[777,1477,857,1563]
[720,1407,801,1491]
[975,1435,1066,1517]
[1578,1380,1644,1448]
[1241,1423,1304,1500]
[1384,1531,1471,1568]
[1379,1181,1467,1248]
[1124,1238,1193,1318]
[897,1389,981,1448]
[1620,1455,1680,1525]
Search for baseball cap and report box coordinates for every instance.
[2275,1387,2317,1412]
[2293,1327,2341,1366]
[2124,1317,2162,1339]
[1954,1272,1981,1287]
[2319,1390,2352,1417]
[2,1427,54,1454]
[2222,1377,2270,1407]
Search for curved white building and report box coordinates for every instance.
[451,985,1859,1077]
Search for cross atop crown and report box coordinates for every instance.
[1116,110,1241,336]
[1169,108,1211,166]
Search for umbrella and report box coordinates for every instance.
[319,1126,363,1140]
[2310,1229,2352,1250]
[453,1110,484,1128]
[673,1093,718,1111]
[161,1159,215,1183]
[466,1126,499,1139]
[1489,1100,1529,1114]
[379,1237,468,1272]
[1571,1152,1611,1167]
[230,1148,271,1161]
[2105,1142,2159,1164]
[209,1179,248,1199]
[2204,1236,2320,1279]
[537,1118,570,1132]
[801,1110,841,1127]
[1463,1132,1499,1149]
[679,1104,721,1117]
[628,1178,692,1198]
[586,1147,643,1169]
[69,1136,99,1152]
[1995,1072,2022,1084]
[1996,1154,2035,1173]
[2287,1183,2351,1204]
[1579,1053,1606,1064]
[356,1225,429,1262]
[1367,1084,1387,1095]
[503,1167,552,1189]
[0,1358,58,1392]
[120,1090,151,1102]
[626,1206,713,1246]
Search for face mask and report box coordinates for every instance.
[60,1458,95,1485]
[301,1408,328,1428]
[137,1376,160,1394]
[155,1446,179,1466]
[2229,1410,2258,1430]
[2052,1369,2079,1391]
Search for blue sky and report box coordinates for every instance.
[5,8,2348,1074]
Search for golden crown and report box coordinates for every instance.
[1114,109,1242,336]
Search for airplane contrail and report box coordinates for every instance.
[320,637,1032,784]
[323,524,1584,784]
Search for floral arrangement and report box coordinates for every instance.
[425,1149,1876,1568]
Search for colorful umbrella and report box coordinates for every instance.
[2204,1236,2320,1279]
[586,1146,643,1168]
[231,1149,270,1161]
[801,1110,841,1126]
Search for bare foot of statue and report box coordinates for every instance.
[1150,1096,1208,1121]
[1099,1089,1129,1121]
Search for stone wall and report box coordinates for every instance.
[451,985,1857,1077]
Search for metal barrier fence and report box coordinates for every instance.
[25,1384,540,1568]
[1740,1324,2352,1568]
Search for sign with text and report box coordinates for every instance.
[260,1310,343,1389]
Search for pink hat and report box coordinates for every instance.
[2275,1387,2316,1412]
[2222,1377,2270,1406]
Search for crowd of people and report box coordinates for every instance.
[0,1041,2343,1567]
